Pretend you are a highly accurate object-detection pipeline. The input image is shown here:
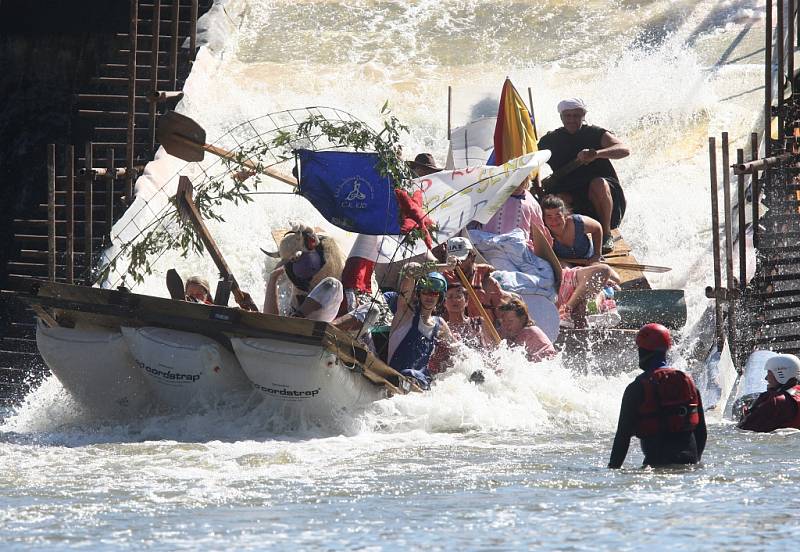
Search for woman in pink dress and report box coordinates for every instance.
[496,296,556,363]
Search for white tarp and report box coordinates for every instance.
[445,117,496,169]
[376,150,551,262]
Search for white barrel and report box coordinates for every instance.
[122,326,250,410]
[36,321,150,417]
[230,337,383,420]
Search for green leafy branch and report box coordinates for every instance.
[100,104,421,287]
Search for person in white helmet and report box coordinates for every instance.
[738,353,800,432]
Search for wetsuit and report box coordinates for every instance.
[538,125,626,229]
[551,215,594,259]
[608,355,707,468]
[738,383,800,432]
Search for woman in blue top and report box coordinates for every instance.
[387,265,454,389]
[542,195,603,262]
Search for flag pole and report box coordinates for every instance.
[527,86,538,137]
[447,85,452,140]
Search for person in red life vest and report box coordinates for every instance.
[496,296,556,363]
[184,276,213,305]
[738,354,800,432]
[608,323,707,469]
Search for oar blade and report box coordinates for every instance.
[157,111,207,162]
[166,268,185,300]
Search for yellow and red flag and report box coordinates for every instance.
[492,78,538,166]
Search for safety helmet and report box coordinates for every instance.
[416,271,448,294]
[635,323,672,352]
[765,354,800,385]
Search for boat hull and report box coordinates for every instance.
[36,321,150,417]
[231,336,385,420]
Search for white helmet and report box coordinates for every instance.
[765,354,800,385]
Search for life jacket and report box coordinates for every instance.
[634,367,700,437]
[780,386,800,429]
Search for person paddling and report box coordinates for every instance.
[608,323,707,468]
[538,98,629,254]
[738,354,800,432]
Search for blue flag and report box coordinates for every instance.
[297,149,401,235]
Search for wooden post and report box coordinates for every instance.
[736,149,746,290]
[709,137,723,350]
[190,0,199,60]
[127,0,138,205]
[766,0,773,157]
[106,148,115,242]
[750,132,760,247]
[721,133,737,366]
[778,0,785,143]
[447,85,451,140]
[66,145,75,284]
[48,144,56,282]
[169,0,179,90]
[84,142,94,284]
[527,86,538,137]
[149,0,161,153]
[790,0,796,85]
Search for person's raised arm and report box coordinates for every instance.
[263,266,285,315]
[395,262,423,322]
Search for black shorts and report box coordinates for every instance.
[570,176,626,229]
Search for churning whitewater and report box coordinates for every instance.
[3,1,796,549]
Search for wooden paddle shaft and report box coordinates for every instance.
[561,257,671,273]
[455,265,501,345]
[176,176,259,310]
[172,133,297,187]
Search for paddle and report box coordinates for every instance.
[166,268,185,300]
[453,265,501,346]
[541,158,583,194]
[560,257,672,273]
[156,111,296,187]
[175,176,260,311]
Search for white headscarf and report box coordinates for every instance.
[557,98,588,114]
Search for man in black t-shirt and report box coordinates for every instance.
[538,98,630,253]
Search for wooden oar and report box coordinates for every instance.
[175,176,260,311]
[560,257,671,273]
[157,111,296,187]
[541,158,583,194]
[454,265,501,345]
[166,268,185,300]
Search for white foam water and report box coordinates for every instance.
[2,1,785,549]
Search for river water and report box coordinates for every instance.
[3,0,795,550]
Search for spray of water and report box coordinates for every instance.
[3,0,766,437]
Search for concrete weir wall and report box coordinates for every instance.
[0,1,129,290]
[0,0,210,404]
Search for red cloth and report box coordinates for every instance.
[341,257,375,293]
[395,188,434,249]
